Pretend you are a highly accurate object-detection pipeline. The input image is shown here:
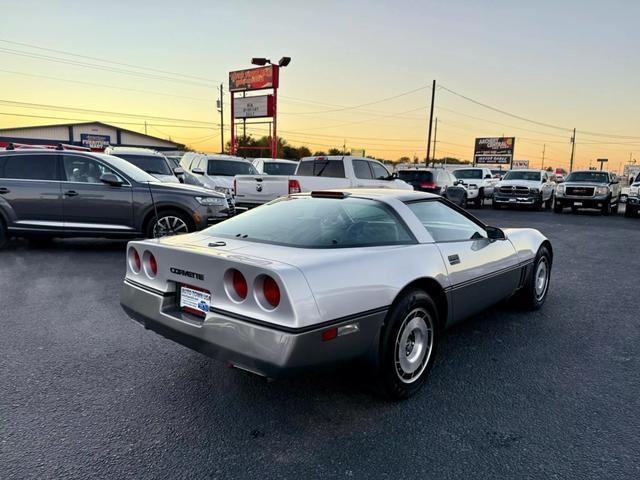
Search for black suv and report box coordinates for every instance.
[0,149,233,249]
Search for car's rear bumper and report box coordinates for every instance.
[120,280,385,378]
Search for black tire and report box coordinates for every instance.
[533,199,543,211]
[612,200,619,214]
[601,200,611,216]
[544,193,554,210]
[553,203,563,214]
[0,216,9,250]
[376,289,440,400]
[460,193,468,209]
[474,189,484,208]
[492,200,500,209]
[145,209,194,239]
[625,205,637,218]
[514,246,552,310]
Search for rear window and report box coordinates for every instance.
[112,154,173,176]
[0,154,58,180]
[263,162,297,175]
[296,159,346,178]
[398,171,434,183]
[208,160,258,176]
[204,196,415,248]
[453,169,482,180]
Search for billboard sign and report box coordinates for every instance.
[80,133,110,150]
[233,95,274,119]
[229,66,279,92]
[473,137,515,165]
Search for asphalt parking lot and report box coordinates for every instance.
[2,207,639,480]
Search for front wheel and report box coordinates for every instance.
[145,210,194,239]
[544,193,554,209]
[474,189,484,208]
[515,246,552,310]
[553,203,563,214]
[377,289,440,400]
[601,200,611,216]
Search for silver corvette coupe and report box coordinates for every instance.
[120,189,552,399]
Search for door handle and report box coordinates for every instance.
[0,187,9,194]
[64,190,79,197]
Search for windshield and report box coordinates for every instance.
[112,154,173,176]
[97,154,160,183]
[453,169,482,180]
[398,171,434,183]
[566,172,609,183]
[208,160,258,176]
[263,162,298,175]
[204,196,414,248]
[503,171,541,181]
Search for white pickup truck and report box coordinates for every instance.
[234,156,412,208]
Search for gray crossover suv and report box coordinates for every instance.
[0,149,233,249]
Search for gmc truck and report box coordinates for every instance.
[233,156,412,209]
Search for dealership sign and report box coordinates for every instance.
[80,133,110,150]
[473,137,515,165]
[229,66,279,92]
[233,95,274,119]
[512,160,529,169]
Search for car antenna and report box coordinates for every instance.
[146,181,160,238]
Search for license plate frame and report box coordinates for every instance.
[178,284,211,317]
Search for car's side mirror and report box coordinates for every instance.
[484,174,492,179]
[388,172,398,180]
[99,173,123,186]
[486,226,506,240]
[192,167,205,175]
[173,167,185,176]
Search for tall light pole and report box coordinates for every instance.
[425,80,436,166]
[217,83,224,153]
[569,128,576,172]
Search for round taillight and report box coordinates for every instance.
[134,251,141,271]
[148,253,157,276]
[232,270,247,299]
[263,276,280,308]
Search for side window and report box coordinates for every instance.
[1,154,58,180]
[62,155,123,184]
[406,200,487,242]
[370,162,390,180]
[353,159,373,179]
[297,160,346,178]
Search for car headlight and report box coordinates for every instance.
[214,186,231,196]
[595,186,609,196]
[556,184,565,194]
[467,184,478,190]
[530,188,539,194]
[630,186,639,196]
[195,196,225,206]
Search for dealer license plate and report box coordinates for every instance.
[179,285,211,317]
[508,198,517,203]
[574,201,583,206]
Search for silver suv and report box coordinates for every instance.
[0,149,232,249]
[554,170,621,215]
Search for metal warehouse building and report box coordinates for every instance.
[0,121,184,151]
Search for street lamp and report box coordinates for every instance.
[251,57,291,68]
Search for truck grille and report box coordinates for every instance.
[566,186,595,197]
[499,186,530,196]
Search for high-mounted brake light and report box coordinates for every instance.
[288,179,301,194]
[232,270,248,300]
[420,182,437,189]
[310,191,350,198]
[263,276,280,308]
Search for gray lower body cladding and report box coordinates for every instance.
[120,280,386,378]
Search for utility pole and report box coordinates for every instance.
[144,121,147,135]
[432,117,438,166]
[541,143,546,170]
[569,128,576,172]
[425,79,436,167]
[343,139,346,155]
[218,83,224,153]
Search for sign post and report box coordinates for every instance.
[597,158,608,170]
[229,65,280,159]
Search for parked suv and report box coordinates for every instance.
[493,169,556,210]
[180,153,258,199]
[252,158,298,175]
[625,173,640,218]
[0,149,232,249]
[104,147,182,184]
[452,167,498,207]
[554,170,621,215]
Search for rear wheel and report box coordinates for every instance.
[376,289,440,400]
[0,217,9,250]
[145,210,194,239]
[553,203,563,214]
[515,246,552,310]
[612,200,619,214]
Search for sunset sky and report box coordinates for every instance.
[1,0,639,171]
